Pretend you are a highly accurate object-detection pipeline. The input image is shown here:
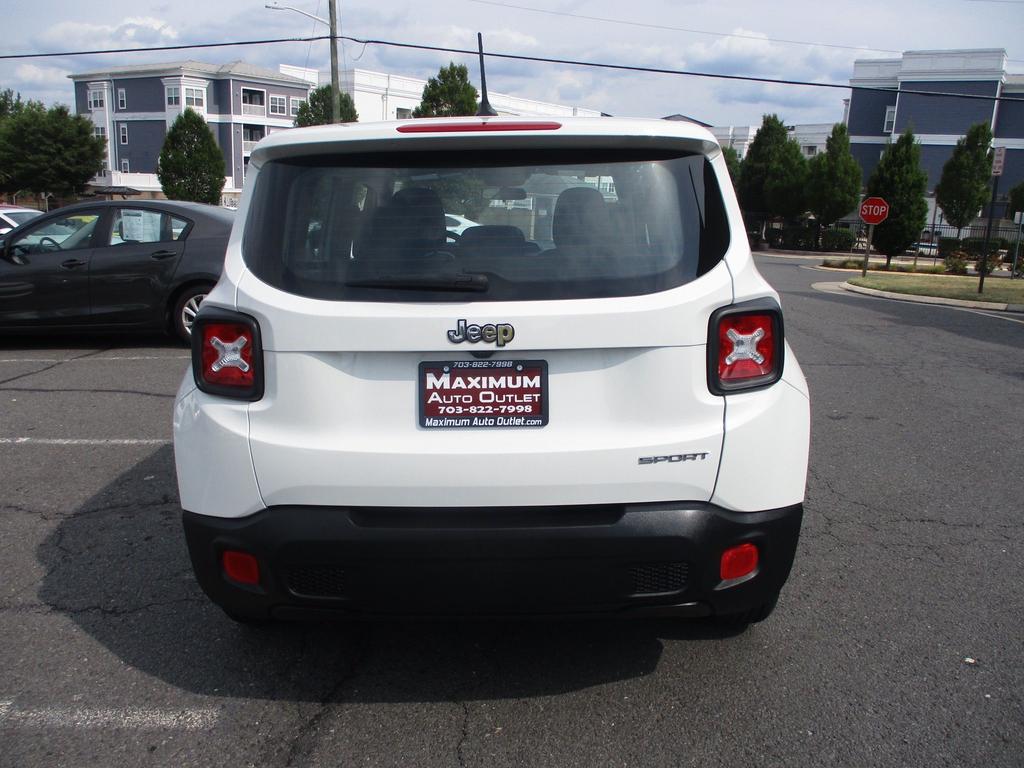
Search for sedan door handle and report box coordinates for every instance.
[60,258,87,269]
[150,249,178,260]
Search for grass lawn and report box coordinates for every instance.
[848,273,1024,305]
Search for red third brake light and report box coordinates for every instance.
[396,121,562,133]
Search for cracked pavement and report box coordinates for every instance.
[1,255,1022,767]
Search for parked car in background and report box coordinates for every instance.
[444,213,478,237]
[0,204,43,235]
[0,200,234,342]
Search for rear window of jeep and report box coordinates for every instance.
[242,148,730,302]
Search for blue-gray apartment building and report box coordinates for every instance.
[71,60,313,203]
[847,49,1023,219]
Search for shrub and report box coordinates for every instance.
[937,237,960,258]
[960,237,1008,258]
[822,229,856,251]
[944,252,968,275]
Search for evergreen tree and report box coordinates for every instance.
[1009,180,1024,220]
[0,102,104,199]
[934,122,993,239]
[866,128,928,267]
[737,114,807,225]
[413,63,478,118]
[764,138,809,220]
[294,85,357,127]
[157,108,225,204]
[722,146,741,187]
[807,123,862,226]
[738,114,787,215]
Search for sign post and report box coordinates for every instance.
[1012,210,1022,280]
[978,146,1005,294]
[859,196,890,277]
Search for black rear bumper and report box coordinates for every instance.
[182,502,803,621]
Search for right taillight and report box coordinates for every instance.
[708,300,784,394]
[191,310,264,401]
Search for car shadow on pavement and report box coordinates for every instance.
[37,446,747,704]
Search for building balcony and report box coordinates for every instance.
[241,103,266,117]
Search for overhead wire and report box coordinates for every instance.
[468,0,1024,65]
[1,33,1022,103]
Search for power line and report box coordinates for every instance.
[0,35,331,60]
[2,32,1022,104]
[338,34,1024,104]
[468,0,902,56]
[469,0,1024,66]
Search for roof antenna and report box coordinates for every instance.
[476,33,498,117]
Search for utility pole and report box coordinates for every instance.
[328,0,341,124]
[266,1,343,123]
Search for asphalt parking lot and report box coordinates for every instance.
[1,255,1022,767]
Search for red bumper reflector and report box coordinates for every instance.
[222,550,260,585]
[720,543,759,581]
[396,121,562,133]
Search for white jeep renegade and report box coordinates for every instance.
[173,116,810,628]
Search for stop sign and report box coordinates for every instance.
[860,197,890,225]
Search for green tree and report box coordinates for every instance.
[0,88,25,120]
[722,146,741,187]
[866,128,928,267]
[1008,180,1024,220]
[157,108,225,204]
[413,63,478,117]
[737,114,807,227]
[807,123,862,226]
[934,122,993,239]
[0,102,104,200]
[293,85,358,127]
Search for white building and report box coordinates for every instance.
[280,66,603,121]
[710,123,836,160]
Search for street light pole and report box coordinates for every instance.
[265,1,342,124]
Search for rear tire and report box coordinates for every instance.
[171,285,212,343]
[714,594,779,631]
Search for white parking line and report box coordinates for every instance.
[0,356,189,363]
[0,438,171,446]
[0,702,217,730]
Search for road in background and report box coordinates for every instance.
[1,256,1021,767]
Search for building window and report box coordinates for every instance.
[121,159,130,173]
[119,124,128,145]
[166,86,180,107]
[94,126,106,139]
[185,87,205,109]
[396,107,413,119]
[290,97,303,117]
[117,88,126,110]
[803,145,817,157]
[88,90,104,109]
[883,106,896,134]
[270,95,287,115]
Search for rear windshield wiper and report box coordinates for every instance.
[344,272,489,292]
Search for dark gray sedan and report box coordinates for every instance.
[0,200,233,342]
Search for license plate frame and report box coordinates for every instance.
[418,359,548,429]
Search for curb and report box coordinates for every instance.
[840,282,1024,313]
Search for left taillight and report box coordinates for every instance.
[191,310,264,401]
[708,299,784,395]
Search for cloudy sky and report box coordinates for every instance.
[2,0,1022,127]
